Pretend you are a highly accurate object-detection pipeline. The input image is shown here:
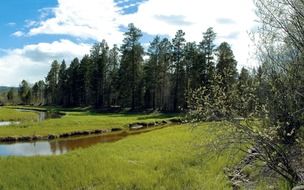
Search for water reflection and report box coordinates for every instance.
[0,132,129,156]
[16,109,63,121]
[0,121,20,126]
[37,111,63,121]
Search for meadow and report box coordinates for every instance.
[0,123,245,190]
[0,107,288,189]
[0,107,37,122]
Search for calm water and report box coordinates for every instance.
[0,121,20,126]
[0,132,131,156]
[0,110,62,127]
[0,109,159,156]
[16,109,63,121]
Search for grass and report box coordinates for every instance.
[0,106,290,189]
[0,106,178,137]
[0,107,38,122]
[0,123,244,190]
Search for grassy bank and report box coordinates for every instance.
[0,123,244,190]
[0,107,177,137]
[0,107,37,122]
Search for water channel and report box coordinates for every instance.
[0,132,131,156]
[0,109,63,126]
[0,109,159,156]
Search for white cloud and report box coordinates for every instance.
[121,0,258,67]
[12,31,24,37]
[27,0,258,67]
[25,20,38,28]
[28,0,124,45]
[0,40,91,86]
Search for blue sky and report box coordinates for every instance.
[0,0,257,86]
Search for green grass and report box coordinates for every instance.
[0,123,243,190]
[0,107,38,122]
[0,106,177,137]
[0,107,290,189]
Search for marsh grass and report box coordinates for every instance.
[0,107,37,122]
[0,107,178,137]
[0,124,243,190]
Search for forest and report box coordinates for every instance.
[4,26,254,115]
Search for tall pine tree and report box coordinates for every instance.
[118,23,144,110]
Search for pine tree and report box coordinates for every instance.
[58,60,67,105]
[144,36,161,109]
[107,45,120,107]
[45,60,60,105]
[67,58,81,106]
[171,30,186,111]
[216,42,238,92]
[18,80,31,105]
[236,67,255,117]
[184,42,200,90]
[90,40,109,108]
[79,55,92,106]
[200,28,216,89]
[118,23,144,110]
[7,88,15,103]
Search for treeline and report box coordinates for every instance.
[10,24,257,112]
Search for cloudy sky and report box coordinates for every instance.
[0,0,258,86]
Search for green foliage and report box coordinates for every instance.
[119,23,144,110]
[200,27,216,89]
[216,42,238,92]
[32,80,46,106]
[187,73,235,121]
[144,36,171,110]
[171,30,187,111]
[18,80,31,105]
[45,60,60,105]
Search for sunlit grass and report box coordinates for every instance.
[0,124,243,190]
[0,107,37,122]
[0,106,178,137]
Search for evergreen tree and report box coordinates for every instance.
[200,27,216,89]
[58,60,68,105]
[107,45,120,107]
[171,30,186,111]
[79,55,92,105]
[144,36,161,109]
[154,37,172,111]
[90,40,109,108]
[7,88,14,102]
[18,80,31,105]
[235,67,255,117]
[118,23,144,110]
[67,58,81,106]
[45,60,60,105]
[216,42,238,92]
[184,42,200,90]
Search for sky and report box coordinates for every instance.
[0,0,258,86]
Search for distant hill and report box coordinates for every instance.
[0,86,18,93]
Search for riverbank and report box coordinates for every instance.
[0,118,182,143]
[0,106,179,141]
[0,124,245,189]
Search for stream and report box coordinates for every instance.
[0,109,162,156]
[0,132,132,156]
[0,109,63,126]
